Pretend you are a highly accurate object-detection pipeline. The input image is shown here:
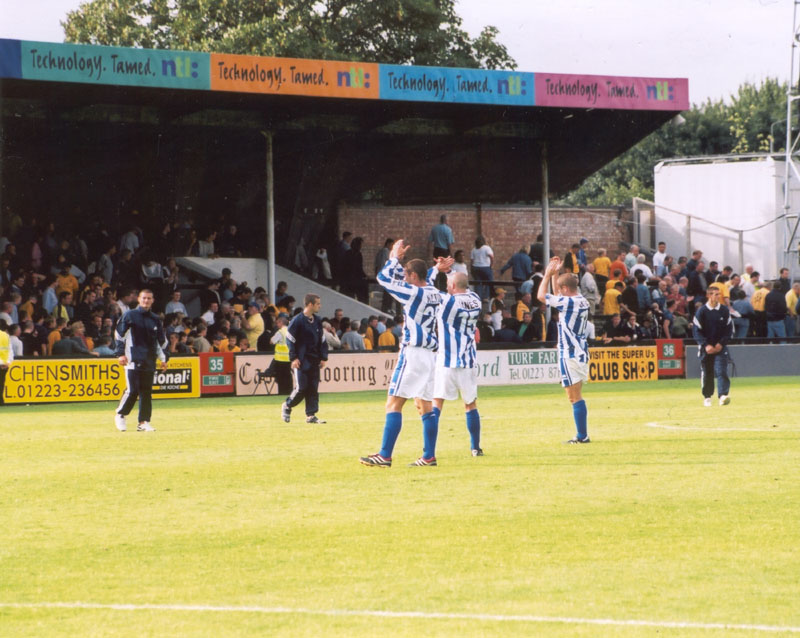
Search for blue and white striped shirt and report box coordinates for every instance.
[545,293,590,363]
[378,257,441,350]
[426,267,481,368]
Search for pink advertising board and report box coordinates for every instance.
[534,73,689,111]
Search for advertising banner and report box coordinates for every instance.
[656,339,685,378]
[199,351,235,394]
[475,349,560,386]
[3,357,201,404]
[534,73,689,111]
[235,353,396,396]
[380,64,534,105]
[210,53,379,99]
[588,346,658,383]
[19,40,210,90]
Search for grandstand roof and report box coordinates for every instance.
[0,39,688,211]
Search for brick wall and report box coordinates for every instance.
[338,203,633,276]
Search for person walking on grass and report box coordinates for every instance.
[692,287,733,407]
[537,256,591,443]
[281,294,328,424]
[114,289,168,432]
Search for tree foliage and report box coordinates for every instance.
[62,0,515,69]
[559,78,789,206]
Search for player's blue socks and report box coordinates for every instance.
[421,411,438,459]
[466,408,481,450]
[432,406,441,420]
[379,412,402,458]
[572,399,588,440]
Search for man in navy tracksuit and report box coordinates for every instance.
[281,293,328,424]
[692,287,733,407]
[114,289,168,432]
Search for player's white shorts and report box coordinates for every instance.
[434,367,478,404]
[560,357,589,388]
[389,346,435,401]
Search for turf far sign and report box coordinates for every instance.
[589,346,658,383]
[3,357,201,404]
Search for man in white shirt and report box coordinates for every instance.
[652,241,667,276]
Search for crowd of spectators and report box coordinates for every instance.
[1,205,797,357]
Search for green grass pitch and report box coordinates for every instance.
[2,377,799,637]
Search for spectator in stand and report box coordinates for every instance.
[630,254,653,280]
[661,299,677,338]
[192,322,212,353]
[343,237,368,303]
[377,319,398,351]
[115,248,137,289]
[341,320,365,351]
[494,317,521,343]
[96,244,116,285]
[331,231,352,290]
[528,233,553,266]
[451,250,469,276]
[593,248,611,293]
[545,308,559,342]
[577,238,589,269]
[476,312,494,343]
[786,282,800,337]
[52,291,75,323]
[19,319,41,356]
[359,321,373,350]
[489,287,506,331]
[428,214,455,258]
[624,245,640,271]
[580,264,599,316]
[750,278,769,337]
[242,301,265,346]
[217,224,243,257]
[619,277,639,318]
[119,224,140,255]
[731,288,753,339]
[687,261,708,314]
[164,290,188,316]
[513,292,532,323]
[322,320,342,351]
[685,249,703,275]
[652,241,667,276]
[47,317,67,354]
[196,230,218,258]
[603,281,624,316]
[7,324,22,359]
[765,281,788,341]
[610,251,628,280]
[470,235,494,302]
[563,243,581,275]
[773,268,790,295]
[519,309,545,342]
[620,312,647,343]
[500,247,533,285]
[635,273,652,313]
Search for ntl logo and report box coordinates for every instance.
[646,81,673,101]
[497,75,526,96]
[161,56,199,79]
[337,67,370,89]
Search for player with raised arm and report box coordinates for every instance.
[360,240,443,467]
[537,256,591,443]
[429,257,485,456]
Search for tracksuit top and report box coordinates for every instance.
[115,306,168,370]
[692,303,732,351]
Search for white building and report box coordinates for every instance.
[650,155,800,280]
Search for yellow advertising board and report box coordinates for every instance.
[210,53,379,99]
[3,357,200,404]
[588,346,658,383]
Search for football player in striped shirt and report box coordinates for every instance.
[429,257,485,456]
[360,240,443,468]
[537,256,591,443]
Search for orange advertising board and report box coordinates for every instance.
[210,53,379,99]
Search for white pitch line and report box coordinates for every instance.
[2,602,800,633]
[645,422,782,432]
